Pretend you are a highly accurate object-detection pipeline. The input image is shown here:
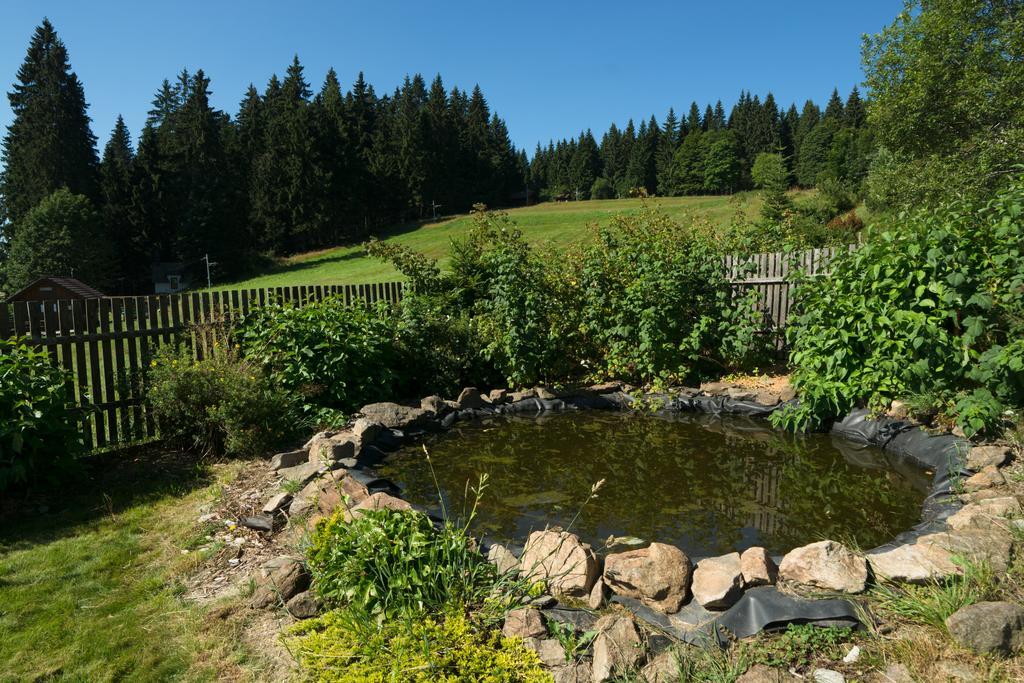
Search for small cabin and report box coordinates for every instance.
[152,262,190,294]
[5,276,104,304]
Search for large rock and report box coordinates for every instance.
[740,547,778,587]
[641,648,685,682]
[289,470,352,519]
[520,529,599,598]
[778,540,868,594]
[286,590,320,619]
[592,613,643,682]
[867,541,959,584]
[308,433,357,465]
[262,492,292,514]
[927,527,1015,573]
[351,418,385,444]
[603,542,692,613]
[343,492,413,522]
[456,387,487,409]
[251,556,310,608]
[487,543,521,575]
[488,388,510,404]
[420,395,448,415]
[358,402,430,430]
[277,461,323,489]
[551,661,591,683]
[269,449,307,471]
[947,497,1021,531]
[945,601,1024,656]
[692,552,744,610]
[502,607,547,640]
[967,445,1011,471]
[589,577,606,609]
[963,465,1006,492]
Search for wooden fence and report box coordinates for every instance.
[723,246,852,345]
[0,282,405,450]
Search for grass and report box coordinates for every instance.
[0,448,274,681]
[217,194,769,290]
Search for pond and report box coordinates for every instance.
[377,411,931,557]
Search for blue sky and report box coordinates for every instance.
[0,1,901,154]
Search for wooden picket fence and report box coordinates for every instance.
[724,246,853,346]
[0,282,405,450]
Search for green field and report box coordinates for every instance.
[218,194,766,290]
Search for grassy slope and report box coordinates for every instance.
[0,453,272,681]
[218,194,762,290]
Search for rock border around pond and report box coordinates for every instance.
[250,381,1020,674]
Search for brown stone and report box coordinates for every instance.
[589,382,622,394]
[551,661,592,683]
[692,552,744,610]
[269,449,307,470]
[251,556,309,608]
[946,601,1024,656]
[502,607,547,640]
[740,547,778,587]
[535,386,558,400]
[285,590,320,619]
[420,395,447,415]
[592,613,643,682]
[488,388,510,403]
[456,387,487,409]
[867,541,959,585]
[509,389,538,402]
[522,637,565,667]
[308,433,357,465]
[343,492,413,522]
[487,543,520,575]
[641,648,683,682]
[947,497,1021,531]
[589,577,606,609]
[967,445,1011,471]
[964,465,1006,493]
[699,381,729,395]
[262,492,292,514]
[351,418,384,444]
[358,402,430,429]
[520,529,599,598]
[603,542,692,614]
[778,540,868,594]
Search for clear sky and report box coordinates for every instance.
[0,1,902,154]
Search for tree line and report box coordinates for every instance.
[529,87,872,201]
[0,20,525,292]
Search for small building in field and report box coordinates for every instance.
[151,262,190,294]
[4,276,105,304]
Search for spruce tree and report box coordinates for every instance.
[844,86,866,128]
[686,102,702,135]
[0,19,98,232]
[656,108,680,195]
[823,88,845,121]
[99,116,147,292]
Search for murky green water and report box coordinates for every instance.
[378,411,930,556]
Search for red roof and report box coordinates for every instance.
[5,276,105,302]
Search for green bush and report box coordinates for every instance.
[237,296,401,416]
[0,337,82,490]
[306,507,497,621]
[564,207,770,385]
[286,607,548,683]
[147,343,301,456]
[775,178,1024,435]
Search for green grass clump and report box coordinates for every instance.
[740,624,855,671]
[870,558,998,631]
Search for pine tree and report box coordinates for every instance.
[823,88,845,121]
[99,116,147,292]
[701,130,741,193]
[844,86,866,128]
[0,19,98,233]
[656,108,680,195]
[672,128,704,195]
[568,130,599,199]
[686,102,702,135]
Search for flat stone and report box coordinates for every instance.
[302,430,335,449]
[726,387,757,401]
[871,663,914,683]
[486,543,520,575]
[960,488,1012,503]
[947,497,1021,530]
[588,382,622,394]
[277,461,322,488]
[588,577,606,609]
[502,607,547,640]
[269,449,307,470]
[285,590,320,619]
[740,547,778,587]
[867,541,959,584]
[928,527,1015,573]
[251,556,309,608]
[343,492,412,522]
[887,400,910,420]
[964,465,1006,492]
[239,514,273,532]
[358,402,430,430]
[420,394,447,415]
[967,445,1011,471]
[289,470,351,519]
[811,670,845,683]
[520,529,599,598]
[262,492,292,514]
[509,389,538,402]
[738,664,799,682]
[946,601,1024,656]
[778,386,797,402]
[456,387,487,409]
[592,613,643,682]
[488,388,509,403]
[308,433,357,465]
[551,661,591,683]
[692,552,744,610]
[604,542,692,613]
[933,659,982,681]
[699,381,729,395]
[640,648,682,682]
[535,386,558,400]
[778,540,868,594]
[522,637,565,667]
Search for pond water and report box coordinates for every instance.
[377,411,931,557]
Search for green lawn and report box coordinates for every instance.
[0,451,273,681]
[218,194,765,290]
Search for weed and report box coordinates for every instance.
[870,557,997,630]
[547,620,597,662]
[740,623,854,671]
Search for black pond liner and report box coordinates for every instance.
[350,389,972,646]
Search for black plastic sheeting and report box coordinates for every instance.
[353,389,974,645]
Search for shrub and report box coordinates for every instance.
[147,343,301,456]
[590,177,614,200]
[775,178,1024,435]
[286,607,548,683]
[236,296,401,416]
[0,337,82,490]
[564,207,770,385]
[306,507,497,621]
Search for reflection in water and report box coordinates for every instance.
[377,411,930,556]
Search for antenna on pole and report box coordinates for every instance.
[202,254,217,289]
[430,200,442,220]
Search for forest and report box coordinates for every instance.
[1,19,868,294]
